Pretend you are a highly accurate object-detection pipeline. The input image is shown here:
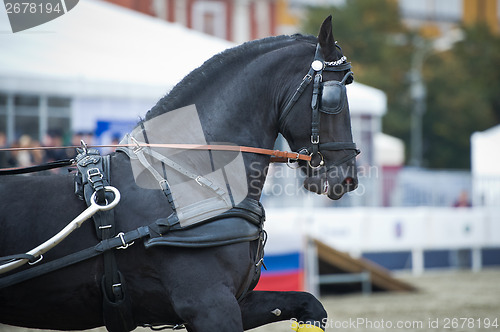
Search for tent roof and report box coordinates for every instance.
[374,132,405,166]
[347,81,387,117]
[0,0,386,116]
[471,124,500,176]
[0,0,233,99]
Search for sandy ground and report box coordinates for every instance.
[253,268,500,332]
[1,268,499,332]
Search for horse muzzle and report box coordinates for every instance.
[303,164,358,200]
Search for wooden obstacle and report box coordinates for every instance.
[312,239,416,292]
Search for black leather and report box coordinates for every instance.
[145,198,264,248]
[319,80,347,114]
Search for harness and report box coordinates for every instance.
[279,43,360,169]
[0,42,360,331]
[74,145,135,332]
[0,145,266,331]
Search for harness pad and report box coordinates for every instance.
[145,198,264,248]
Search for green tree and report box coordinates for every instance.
[424,24,498,168]
[301,0,499,169]
[302,0,414,163]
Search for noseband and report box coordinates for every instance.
[278,43,360,170]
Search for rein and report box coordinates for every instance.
[0,143,311,175]
[0,144,310,161]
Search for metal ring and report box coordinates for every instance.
[90,186,121,211]
[308,152,325,169]
[286,159,300,169]
[28,255,43,265]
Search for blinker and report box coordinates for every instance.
[319,71,353,115]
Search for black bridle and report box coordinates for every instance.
[278,43,360,170]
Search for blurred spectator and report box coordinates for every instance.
[0,131,16,168]
[71,131,95,149]
[13,135,43,168]
[66,131,95,160]
[43,129,68,162]
[104,134,121,154]
[453,190,471,207]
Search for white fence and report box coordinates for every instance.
[264,207,500,275]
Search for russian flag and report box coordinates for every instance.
[254,210,305,292]
[255,252,304,291]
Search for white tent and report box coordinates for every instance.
[0,0,234,99]
[471,125,500,206]
[347,81,387,117]
[471,125,500,177]
[374,132,404,166]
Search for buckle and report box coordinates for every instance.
[87,168,103,183]
[286,148,309,169]
[115,232,134,250]
[159,179,169,190]
[195,176,203,186]
[130,136,143,154]
[311,135,320,145]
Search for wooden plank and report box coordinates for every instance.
[314,239,416,292]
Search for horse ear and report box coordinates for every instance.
[318,15,337,61]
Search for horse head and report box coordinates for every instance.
[278,16,359,200]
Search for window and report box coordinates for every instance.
[192,1,226,39]
[399,0,461,22]
[0,93,6,135]
[47,97,72,142]
[0,94,71,144]
[14,94,39,141]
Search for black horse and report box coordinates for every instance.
[0,17,358,331]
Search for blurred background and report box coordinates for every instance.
[1,0,499,328]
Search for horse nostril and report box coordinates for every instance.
[343,177,357,191]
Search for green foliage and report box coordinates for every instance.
[424,25,498,168]
[301,0,499,169]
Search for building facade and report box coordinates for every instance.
[399,0,499,36]
[103,0,300,43]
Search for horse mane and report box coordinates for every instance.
[143,34,317,122]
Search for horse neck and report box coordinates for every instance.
[195,62,280,200]
[144,37,311,199]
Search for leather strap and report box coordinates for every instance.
[0,226,150,290]
[0,253,37,264]
[75,149,135,332]
[0,159,74,175]
[0,144,312,162]
[119,143,312,162]
[319,142,358,151]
